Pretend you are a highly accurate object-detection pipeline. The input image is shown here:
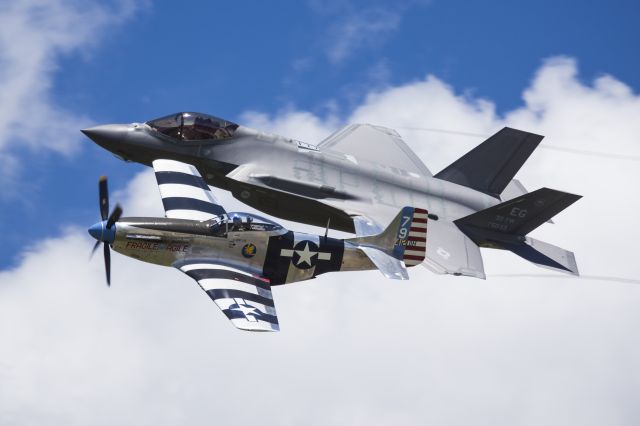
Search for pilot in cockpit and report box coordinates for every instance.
[232,215,242,231]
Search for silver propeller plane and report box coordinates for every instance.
[88,160,428,332]
[83,112,581,279]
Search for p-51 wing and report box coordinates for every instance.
[153,159,226,221]
[174,259,280,332]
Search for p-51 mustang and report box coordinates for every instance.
[88,160,428,332]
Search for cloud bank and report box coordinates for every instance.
[1,57,640,425]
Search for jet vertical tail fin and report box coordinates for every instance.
[455,188,581,275]
[435,127,544,198]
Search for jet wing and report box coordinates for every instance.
[175,259,280,332]
[152,159,226,221]
[223,124,433,233]
[317,124,432,177]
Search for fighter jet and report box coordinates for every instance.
[88,159,428,331]
[83,112,581,279]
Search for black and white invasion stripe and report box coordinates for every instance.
[152,159,226,221]
[179,262,279,332]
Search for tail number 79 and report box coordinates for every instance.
[398,215,411,239]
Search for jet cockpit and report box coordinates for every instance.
[146,112,239,142]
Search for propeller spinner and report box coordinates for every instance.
[88,176,122,286]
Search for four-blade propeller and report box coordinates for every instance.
[88,176,122,286]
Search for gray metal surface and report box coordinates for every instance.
[83,113,581,278]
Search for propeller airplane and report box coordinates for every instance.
[88,159,429,332]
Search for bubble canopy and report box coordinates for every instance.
[225,212,283,232]
[146,112,239,142]
[204,212,283,236]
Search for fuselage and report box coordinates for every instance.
[112,217,376,286]
[83,119,500,232]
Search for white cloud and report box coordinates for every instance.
[0,0,144,174]
[316,1,430,64]
[327,7,403,64]
[2,57,640,425]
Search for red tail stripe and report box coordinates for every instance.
[414,208,428,213]
[412,218,428,223]
[404,254,426,261]
[408,236,426,242]
[410,227,427,232]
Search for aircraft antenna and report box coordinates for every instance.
[324,217,331,241]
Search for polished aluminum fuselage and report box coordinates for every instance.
[112,218,375,285]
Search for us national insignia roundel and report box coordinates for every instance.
[241,243,257,258]
[291,240,319,269]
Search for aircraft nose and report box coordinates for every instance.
[88,221,104,241]
[81,124,129,148]
[88,221,116,243]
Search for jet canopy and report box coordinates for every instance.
[146,112,239,142]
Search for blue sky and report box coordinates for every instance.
[0,0,638,267]
[2,2,640,425]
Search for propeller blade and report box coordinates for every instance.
[104,243,111,286]
[106,204,122,229]
[90,240,101,258]
[99,176,109,221]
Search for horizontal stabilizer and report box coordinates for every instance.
[455,188,581,237]
[499,237,579,275]
[423,220,485,279]
[435,127,543,197]
[360,246,409,280]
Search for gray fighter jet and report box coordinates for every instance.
[89,160,428,331]
[83,112,581,279]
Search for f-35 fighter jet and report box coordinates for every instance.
[83,112,581,279]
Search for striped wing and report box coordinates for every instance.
[176,260,279,332]
[152,159,226,221]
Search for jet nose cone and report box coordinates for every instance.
[81,124,129,147]
[88,221,104,241]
